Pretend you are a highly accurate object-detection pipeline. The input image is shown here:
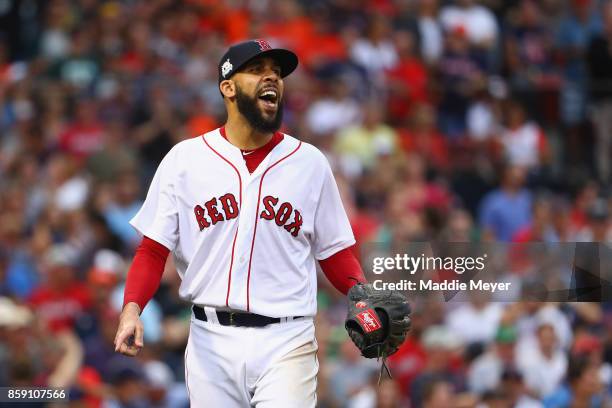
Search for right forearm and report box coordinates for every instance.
[123,236,170,312]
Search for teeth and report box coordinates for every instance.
[260,90,277,97]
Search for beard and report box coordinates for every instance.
[235,85,283,133]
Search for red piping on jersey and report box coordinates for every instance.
[246,141,302,311]
[202,133,242,308]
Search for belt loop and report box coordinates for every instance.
[204,306,219,324]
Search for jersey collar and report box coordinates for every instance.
[204,127,299,183]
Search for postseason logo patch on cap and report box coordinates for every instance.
[221,59,233,78]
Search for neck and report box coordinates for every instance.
[542,347,553,359]
[224,115,274,150]
[503,184,520,194]
[572,390,591,404]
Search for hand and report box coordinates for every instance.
[114,302,144,357]
[345,283,411,359]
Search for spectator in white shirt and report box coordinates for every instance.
[305,78,362,137]
[498,99,550,171]
[417,0,444,65]
[517,322,568,398]
[350,15,398,87]
[440,0,499,49]
[445,295,504,346]
[468,325,519,394]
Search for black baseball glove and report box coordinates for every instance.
[345,283,411,359]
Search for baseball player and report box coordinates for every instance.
[114,39,410,407]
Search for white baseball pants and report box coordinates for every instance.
[184,310,318,407]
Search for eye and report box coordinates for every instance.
[246,63,262,73]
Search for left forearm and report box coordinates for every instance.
[318,247,367,295]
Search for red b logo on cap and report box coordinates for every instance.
[255,39,272,51]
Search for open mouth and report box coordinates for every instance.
[258,88,279,110]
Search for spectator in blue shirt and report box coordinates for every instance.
[544,354,607,408]
[479,165,532,241]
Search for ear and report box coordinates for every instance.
[220,80,236,99]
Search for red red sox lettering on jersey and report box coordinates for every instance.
[193,194,303,237]
[129,128,355,318]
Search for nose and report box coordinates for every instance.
[262,68,280,82]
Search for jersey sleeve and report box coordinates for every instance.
[312,157,356,260]
[130,147,179,251]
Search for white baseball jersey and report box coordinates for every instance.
[130,128,355,318]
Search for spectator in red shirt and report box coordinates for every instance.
[399,104,449,172]
[512,195,555,242]
[399,153,452,214]
[28,244,92,333]
[385,30,429,122]
[58,98,105,161]
[389,303,429,396]
[570,181,600,231]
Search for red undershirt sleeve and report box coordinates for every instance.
[318,246,367,295]
[123,236,170,313]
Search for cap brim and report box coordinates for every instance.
[245,48,299,78]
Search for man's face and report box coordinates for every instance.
[231,57,284,133]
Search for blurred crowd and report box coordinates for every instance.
[1,0,612,406]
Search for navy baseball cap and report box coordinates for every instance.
[218,39,298,83]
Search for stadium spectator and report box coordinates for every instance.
[28,244,92,333]
[58,98,105,161]
[498,99,550,172]
[439,0,499,49]
[350,15,398,81]
[512,194,556,242]
[328,338,378,406]
[388,302,429,397]
[543,354,608,407]
[467,325,519,394]
[517,322,568,398]
[575,198,612,242]
[334,102,399,173]
[504,0,560,120]
[479,165,533,241]
[587,0,612,184]
[499,368,544,408]
[445,294,504,346]
[304,76,362,138]
[416,0,444,65]
[410,325,464,408]
[385,30,429,122]
[101,170,143,248]
[398,104,449,172]
[437,25,487,139]
[421,377,460,408]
